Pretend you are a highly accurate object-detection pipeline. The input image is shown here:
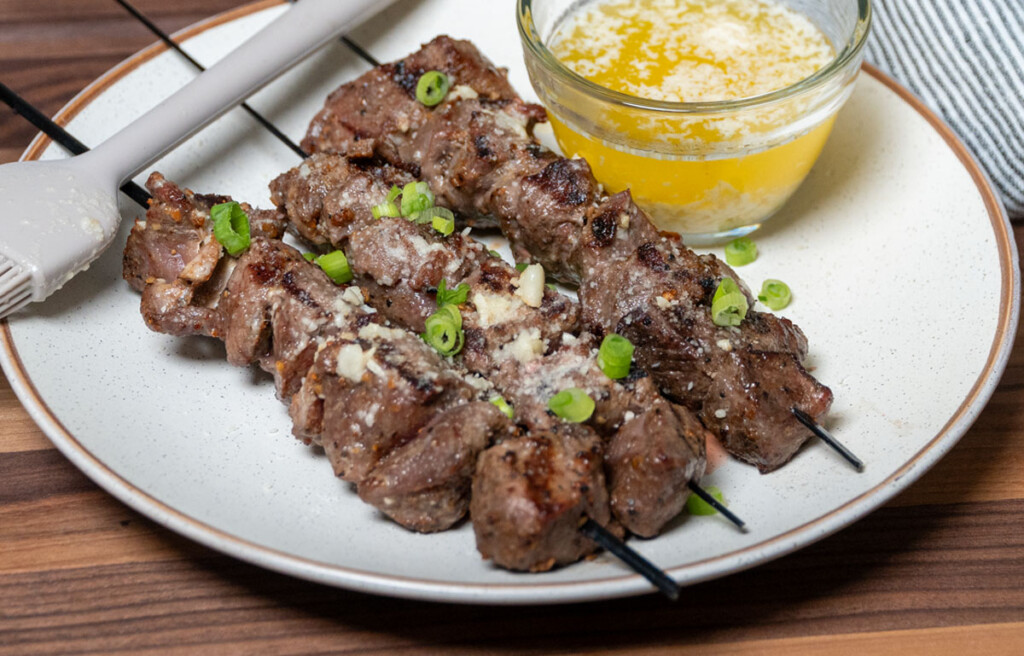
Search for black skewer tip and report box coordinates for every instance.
[579,519,680,601]
[792,407,864,472]
[687,481,747,532]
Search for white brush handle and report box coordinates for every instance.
[77,0,390,186]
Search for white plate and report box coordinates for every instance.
[1,1,1019,604]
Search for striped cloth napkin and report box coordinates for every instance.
[864,0,1024,220]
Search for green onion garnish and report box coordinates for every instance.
[387,185,401,202]
[686,485,725,516]
[711,277,749,327]
[490,395,514,419]
[724,237,758,266]
[758,279,792,311]
[302,252,316,262]
[415,206,455,236]
[422,304,464,356]
[436,279,470,307]
[314,250,353,285]
[596,334,634,379]
[548,388,595,423]
[372,201,400,219]
[488,250,501,258]
[210,201,251,256]
[416,70,450,106]
[401,181,435,217]
[515,262,528,272]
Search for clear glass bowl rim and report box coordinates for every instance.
[516,0,873,115]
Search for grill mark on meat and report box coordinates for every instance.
[637,243,669,271]
[590,208,618,247]
[528,160,590,207]
[475,135,493,159]
[282,271,319,309]
[390,61,419,95]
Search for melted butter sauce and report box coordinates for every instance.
[546,0,838,238]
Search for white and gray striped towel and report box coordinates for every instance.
[864,0,1024,220]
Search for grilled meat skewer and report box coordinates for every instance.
[270,153,709,537]
[300,36,833,473]
[123,173,617,569]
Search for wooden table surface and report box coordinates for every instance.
[2,1,1023,653]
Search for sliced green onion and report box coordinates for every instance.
[515,262,529,272]
[548,387,595,423]
[490,395,514,419]
[422,304,464,356]
[314,250,353,285]
[436,279,470,307]
[711,277,749,327]
[686,485,725,516]
[724,237,758,266]
[597,334,634,380]
[302,252,316,262]
[488,250,501,258]
[372,201,400,219]
[210,201,251,256]
[432,215,454,236]
[401,181,435,217]
[414,206,455,236]
[758,279,792,311]
[386,185,401,202]
[416,70,450,107]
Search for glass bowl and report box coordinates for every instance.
[517,0,872,245]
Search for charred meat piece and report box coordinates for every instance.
[471,426,611,572]
[270,153,579,366]
[122,173,505,533]
[270,153,708,537]
[605,396,707,538]
[302,35,537,172]
[301,38,832,473]
[358,401,508,532]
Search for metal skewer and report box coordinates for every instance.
[792,408,864,471]
[1,78,688,601]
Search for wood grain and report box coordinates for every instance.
[1,0,1022,653]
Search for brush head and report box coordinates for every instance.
[0,159,120,318]
[0,258,32,319]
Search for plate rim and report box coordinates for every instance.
[1,0,1019,604]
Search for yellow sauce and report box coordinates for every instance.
[547,0,837,239]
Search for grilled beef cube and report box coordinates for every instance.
[300,38,833,473]
[471,428,612,572]
[296,321,483,482]
[269,154,413,248]
[606,396,708,537]
[358,401,510,532]
[302,35,527,165]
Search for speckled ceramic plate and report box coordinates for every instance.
[0,0,1018,604]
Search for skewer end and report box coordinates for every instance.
[580,518,680,601]
[687,481,747,531]
[792,408,864,472]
